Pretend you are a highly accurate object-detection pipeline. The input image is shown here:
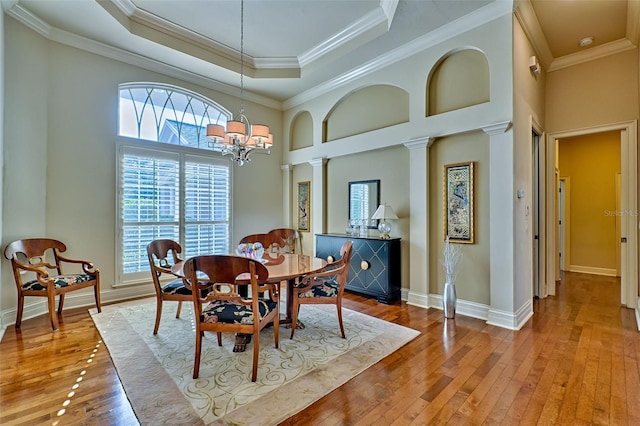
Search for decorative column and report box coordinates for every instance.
[280,164,294,227]
[404,137,432,308]
[309,157,328,254]
[482,120,518,328]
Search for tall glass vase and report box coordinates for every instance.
[443,282,456,319]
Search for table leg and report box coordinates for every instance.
[282,278,304,329]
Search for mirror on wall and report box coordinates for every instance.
[348,179,380,228]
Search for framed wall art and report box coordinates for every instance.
[443,161,474,243]
[297,181,310,232]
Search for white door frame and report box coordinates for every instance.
[545,121,638,319]
[532,124,545,298]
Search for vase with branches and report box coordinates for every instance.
[441,236,462,319]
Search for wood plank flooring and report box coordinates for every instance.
[1,271,639,425]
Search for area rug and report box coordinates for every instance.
[90,298,419,425]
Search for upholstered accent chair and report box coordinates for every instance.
[147,239,201,335]
[4,238,101,331]
[290,240,353,339]
[183,255,280,381]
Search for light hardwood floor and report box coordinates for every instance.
[1,272,639,425]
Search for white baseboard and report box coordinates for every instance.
[487,299,534,330]
[429,294,490,321]
[406,290,429,309]
[400,287,409,302]
[568,265,618,276]
[0,284,155,335]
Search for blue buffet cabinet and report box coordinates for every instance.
[315,234,401,304]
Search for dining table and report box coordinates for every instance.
[171,252,327,326]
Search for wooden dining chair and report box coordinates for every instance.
[4,238,101,332]
[290,240,353,339]
[147,239,199,335]
[268,228,300,254]
[183,255,280,382]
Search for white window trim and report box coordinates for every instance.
[115,137,233,287]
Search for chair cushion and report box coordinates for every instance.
[299,279,340,298]
[22,274,95,291]
[201,299,277,324]
[161,279,191,295]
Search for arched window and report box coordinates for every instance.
[117,83,232,285]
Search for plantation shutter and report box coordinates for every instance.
[184,155,230,259]
[119,147,180,283]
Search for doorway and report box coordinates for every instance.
[532,129,542,298]
[545,122,637,310]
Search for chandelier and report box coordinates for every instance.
[206,0,272,166]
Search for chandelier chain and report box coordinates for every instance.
[239,0,244,115]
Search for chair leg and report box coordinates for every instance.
[175,301,182,318]
[336,301,345,338]
[290,299,299,339]
[193,327,203,379]
[217,332,222,346]
[153,299,163,335]
[48,294,59,331]
[15,294,24,329]
[251,330,260,382]
[94,283,102,313]
[273,309,279,349]
[57,294,65,316]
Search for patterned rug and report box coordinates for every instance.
[90,298,419,425]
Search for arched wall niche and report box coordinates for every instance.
[427,48,490,116]
[322,84,409,143]
[290,110,313,151]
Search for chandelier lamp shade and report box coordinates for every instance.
[371,203,398,239]
[206,0,271,166]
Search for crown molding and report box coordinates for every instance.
[627,0,640,46]
[284,0,512,109]
[6,4,282,110]
[100,0,300,78]
[548,38,637,72]
[298,6,393,68]
[106,0,397,78]
[513,0,553,70]
[5,3,51,36]
[380,0,400,29]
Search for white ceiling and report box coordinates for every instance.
[3,0,639,107]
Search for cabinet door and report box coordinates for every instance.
[347,239,390,299]
[315,236,344,264]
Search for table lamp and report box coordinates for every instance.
[371,203,398,239]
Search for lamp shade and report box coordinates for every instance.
[371,204,398,220]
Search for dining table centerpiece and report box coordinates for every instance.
[235,242,265,260]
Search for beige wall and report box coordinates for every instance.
[512,15,546,303]
[324,85,409,142]
[292,163,313,254]
[282,12,519,326]
[428,49,490,115]
[558,131,621,272]
[290,111,313,151]
[2,19,49,313]
[429,131,491,305]
[1,17,284,321]
[324,147,410,291]
[546,49,639,132]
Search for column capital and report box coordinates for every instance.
[308,157,328,168]
[404,137,435,150]
[482,120,512,136]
